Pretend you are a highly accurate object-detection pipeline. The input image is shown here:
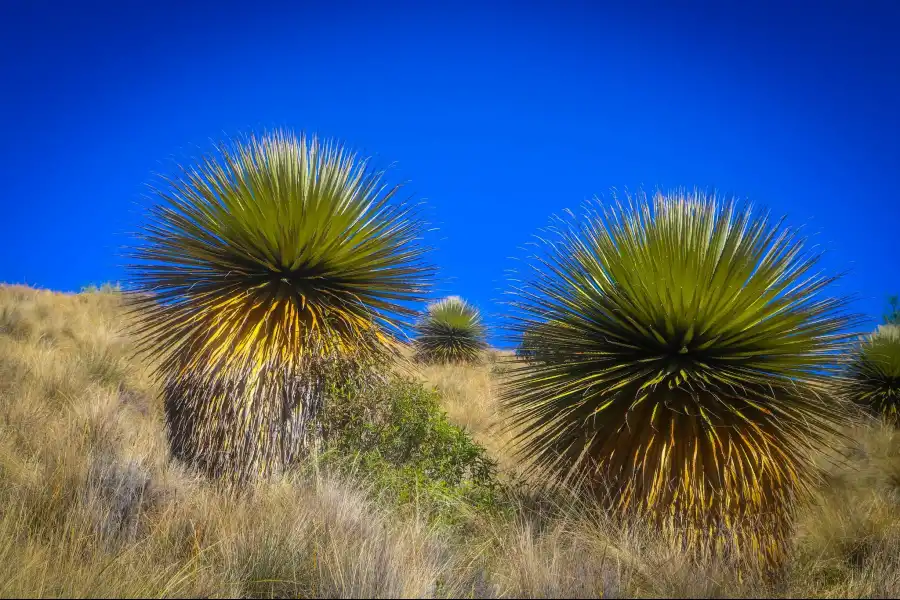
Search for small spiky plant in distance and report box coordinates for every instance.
[502,190,858,567]
[842,325,900,423]
[413,296,487,364]
[516,321,564,362]
[127,131,431,484]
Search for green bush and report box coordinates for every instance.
[886,295,899,325]
[320,374,504,522]
[80,282,122,294]
[841,325,900,422]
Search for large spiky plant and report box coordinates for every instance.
[502,190,858,566]
[841,325,900,422]
[127,131,431,484]
[413,296,487,364]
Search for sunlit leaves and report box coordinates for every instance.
[501,190,858,566]
[127,131,432,483]
[842,325,900,423]
[414,296,487,364]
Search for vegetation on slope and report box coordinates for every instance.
[885,295,899,326]
[125,131,432,484]
[501,191,858,568]
[2,285,900,597]
[842,325,900,423]
[413,296,488,365]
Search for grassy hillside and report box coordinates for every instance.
[1,284,900,597]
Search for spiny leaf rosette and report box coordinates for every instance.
[413,296,487,364]
[127,131,431,484]
[841,325,900,423]
[501,190,857,567]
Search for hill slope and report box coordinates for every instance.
[1,284,900,597]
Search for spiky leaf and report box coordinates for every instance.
[501,190,858,565]
[127,131,432,483]
[842,325,900,422]
[414,296,487,364]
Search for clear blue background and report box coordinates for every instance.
[2,0,898,344]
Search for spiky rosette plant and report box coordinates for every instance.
[127,131,431,484]
[501,190,858,567]
[413,296,487,364]
[841,325,900,423]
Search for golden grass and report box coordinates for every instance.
[2,283,900,597]
[415,353,520,470]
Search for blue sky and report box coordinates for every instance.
[1,0,898,343]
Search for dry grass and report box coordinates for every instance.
[1,283,899,597]
[416,352,522,474]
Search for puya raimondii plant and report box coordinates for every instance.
[841,325,900,424]
[502,190,858,567]
[127,131,432,484]
[413,296,487,364]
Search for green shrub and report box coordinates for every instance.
[80,282,122,294]
[320,374,503,523]
[885,295,900,326]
